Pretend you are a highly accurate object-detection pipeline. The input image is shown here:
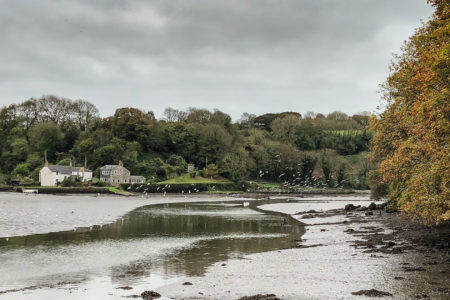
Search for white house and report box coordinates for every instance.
[39,163,93,186]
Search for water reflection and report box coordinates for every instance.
[0,201,304,293]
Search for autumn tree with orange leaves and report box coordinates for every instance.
[370,0,449,224]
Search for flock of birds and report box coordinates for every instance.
[124,165,345,197]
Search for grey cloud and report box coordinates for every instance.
[0,0,433,119]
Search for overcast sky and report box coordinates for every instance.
[0,0,434,120]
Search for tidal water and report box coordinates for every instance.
[0,200,304,299]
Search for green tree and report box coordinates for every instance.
[28,122,63,160]
[111,107,153,147]
[13,163,30,177]
[220,148,251,182]
[271,115,301,144]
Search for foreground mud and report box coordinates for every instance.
[158,198,450,300]
[1,194,448,299]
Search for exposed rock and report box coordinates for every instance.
[140,290,161,299]
[117,286,133,290]
[351,289,393,297]
[382,241,396,248]
[368,202,377,210]
[376,202,387,209]
[238,294,283,300]
[365,211,374,216]
[403,267,426,272]
[435,287,450,294]
[182,282,193,286]
[415,294,429,299]
[345,204,358,211]
[356,206,368,211]
[301,214,314,219]
[296,243,325,248]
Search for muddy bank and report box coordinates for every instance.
[157,199,450,300]
[1,194,448,299]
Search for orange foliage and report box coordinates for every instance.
[370,0,449,224]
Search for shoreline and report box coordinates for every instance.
[0,185,370,196]
[0,192,373,239]
[1,193,448,299]
[157,200,450,300]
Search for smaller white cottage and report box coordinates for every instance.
[39,162,93,186]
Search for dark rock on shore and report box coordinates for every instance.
[403,267,426,272]
[351,289,393,297]
[368,202,377,210]
[238,294,283,300]
[117,286,133,290]
[141,290,161,299]
[301,214,314,219]
[414,294,429,298]
[345,204,360,211]
[182,282,193,285]
[296,243,324,249]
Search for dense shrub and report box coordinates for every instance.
[121,182,248,193]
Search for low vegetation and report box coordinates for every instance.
[159,173,231,184]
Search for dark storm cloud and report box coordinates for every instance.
[0,0,433,119]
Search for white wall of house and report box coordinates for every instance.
[71,171,93,182]
[39,167,69,186]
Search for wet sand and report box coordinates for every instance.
[0,192,248,237]
[1,193,448,299]
[158,198,450,300]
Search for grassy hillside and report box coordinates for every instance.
[159,173,231,184]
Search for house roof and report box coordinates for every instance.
[131,176,145,179]
[100,165,119,170]
[47,165,72,174]
[46,166,92,174]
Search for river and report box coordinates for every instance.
[0,193,448,299]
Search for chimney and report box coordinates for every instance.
[69,161,72,167]
[119,160,123,167]
[81,167,85,178]
[45,160,49,167]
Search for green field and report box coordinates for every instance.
[158,173,231,184]
[258,183,281,188]
[327,129,364,135]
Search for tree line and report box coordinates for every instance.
[0,95,373,189]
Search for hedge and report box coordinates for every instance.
[17,187,112,194]
[120,182,250,193]
[0,185,14,191]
